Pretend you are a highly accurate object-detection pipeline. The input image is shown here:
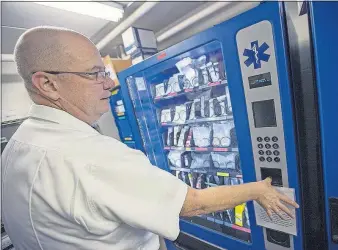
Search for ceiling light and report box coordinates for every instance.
[34,1,124,22]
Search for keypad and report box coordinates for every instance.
[264,137,270,142]
[273,150,280,156]
[256,136,281,164]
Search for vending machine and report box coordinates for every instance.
[115,1,337,249]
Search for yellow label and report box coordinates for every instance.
[117,112,125,116]
[185,147,191,151]
[188,173,192,179]
[124,137,132,141]
[235,203,245,227]
[217,172,229,177]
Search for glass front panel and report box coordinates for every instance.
[127,41,251,243]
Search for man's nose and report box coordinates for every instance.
[104,77,115,91]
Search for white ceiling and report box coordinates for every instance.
[1,1,205,57]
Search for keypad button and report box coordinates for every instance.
[274,157,281,163]
[273,150,280,156]
[267,157,272,162]
[259,156,265,162]
[258,144,264,149]
[264,137,270,142]
[273,143,279,149]
[265,144,271,149]
[257,137,263,142]
[258,150,264,155]
[272,136,278,142]
[266,150,272,155]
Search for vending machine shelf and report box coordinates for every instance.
[170,166,243,178]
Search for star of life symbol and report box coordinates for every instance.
[243,40,270,69]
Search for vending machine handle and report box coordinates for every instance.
[329,197,338,244]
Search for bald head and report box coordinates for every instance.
[14,26,99,92]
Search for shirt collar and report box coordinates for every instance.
[28,104,99,134]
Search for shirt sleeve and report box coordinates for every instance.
[75,140,188,241]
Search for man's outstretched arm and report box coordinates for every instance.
[181,178,298,219]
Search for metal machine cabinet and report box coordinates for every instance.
[115,2,336,249]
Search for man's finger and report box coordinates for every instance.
[271,206,285,220]
[277,201,294,219]
[266,209,273,220]
[279,194,299,208]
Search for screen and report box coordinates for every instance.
[252,99,277,128]
[248,72,272,89]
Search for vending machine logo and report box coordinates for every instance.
[243,40,270,69]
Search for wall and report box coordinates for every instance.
[1,61,120,140]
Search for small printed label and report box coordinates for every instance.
[124,137,132,141]
[157,52,167,60]
[213,147,229,152]
[135,77,146,91]
[208,81,221,86]
[217,172,230,177]
[196,147,208,151]
[117,112,125,116]
[185,147,191,151]
[232,224,251,233]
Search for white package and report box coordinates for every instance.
[191,153,211,169]
[173,105,187,124]
[168,151,182,168]
[207,62,220,82]
[155,83,165,98]
[172,74,183,93]
[211,152,238,169]
[175,57,199,88]
[192,125,211,147]
[165,76,175,95]
[161,109,172,123]
[177,126,189,147]
[212,121,235,147]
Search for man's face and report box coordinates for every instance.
[55,38,114,123]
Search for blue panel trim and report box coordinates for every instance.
[309,2,338,249]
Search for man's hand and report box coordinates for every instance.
[255,178,299,219]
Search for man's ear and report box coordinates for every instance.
[31,72,60,101]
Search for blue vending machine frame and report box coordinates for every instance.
[117,2,304,249]
[309,2,338,249]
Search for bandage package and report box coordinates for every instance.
[211,152,238,169]
[191,152,211,169]
[192,125,212,147]
[212,121,235,147]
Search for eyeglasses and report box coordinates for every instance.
[32,70,111,81]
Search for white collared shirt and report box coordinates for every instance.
[2,104,188,250]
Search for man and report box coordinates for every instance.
[2,26,298,250]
